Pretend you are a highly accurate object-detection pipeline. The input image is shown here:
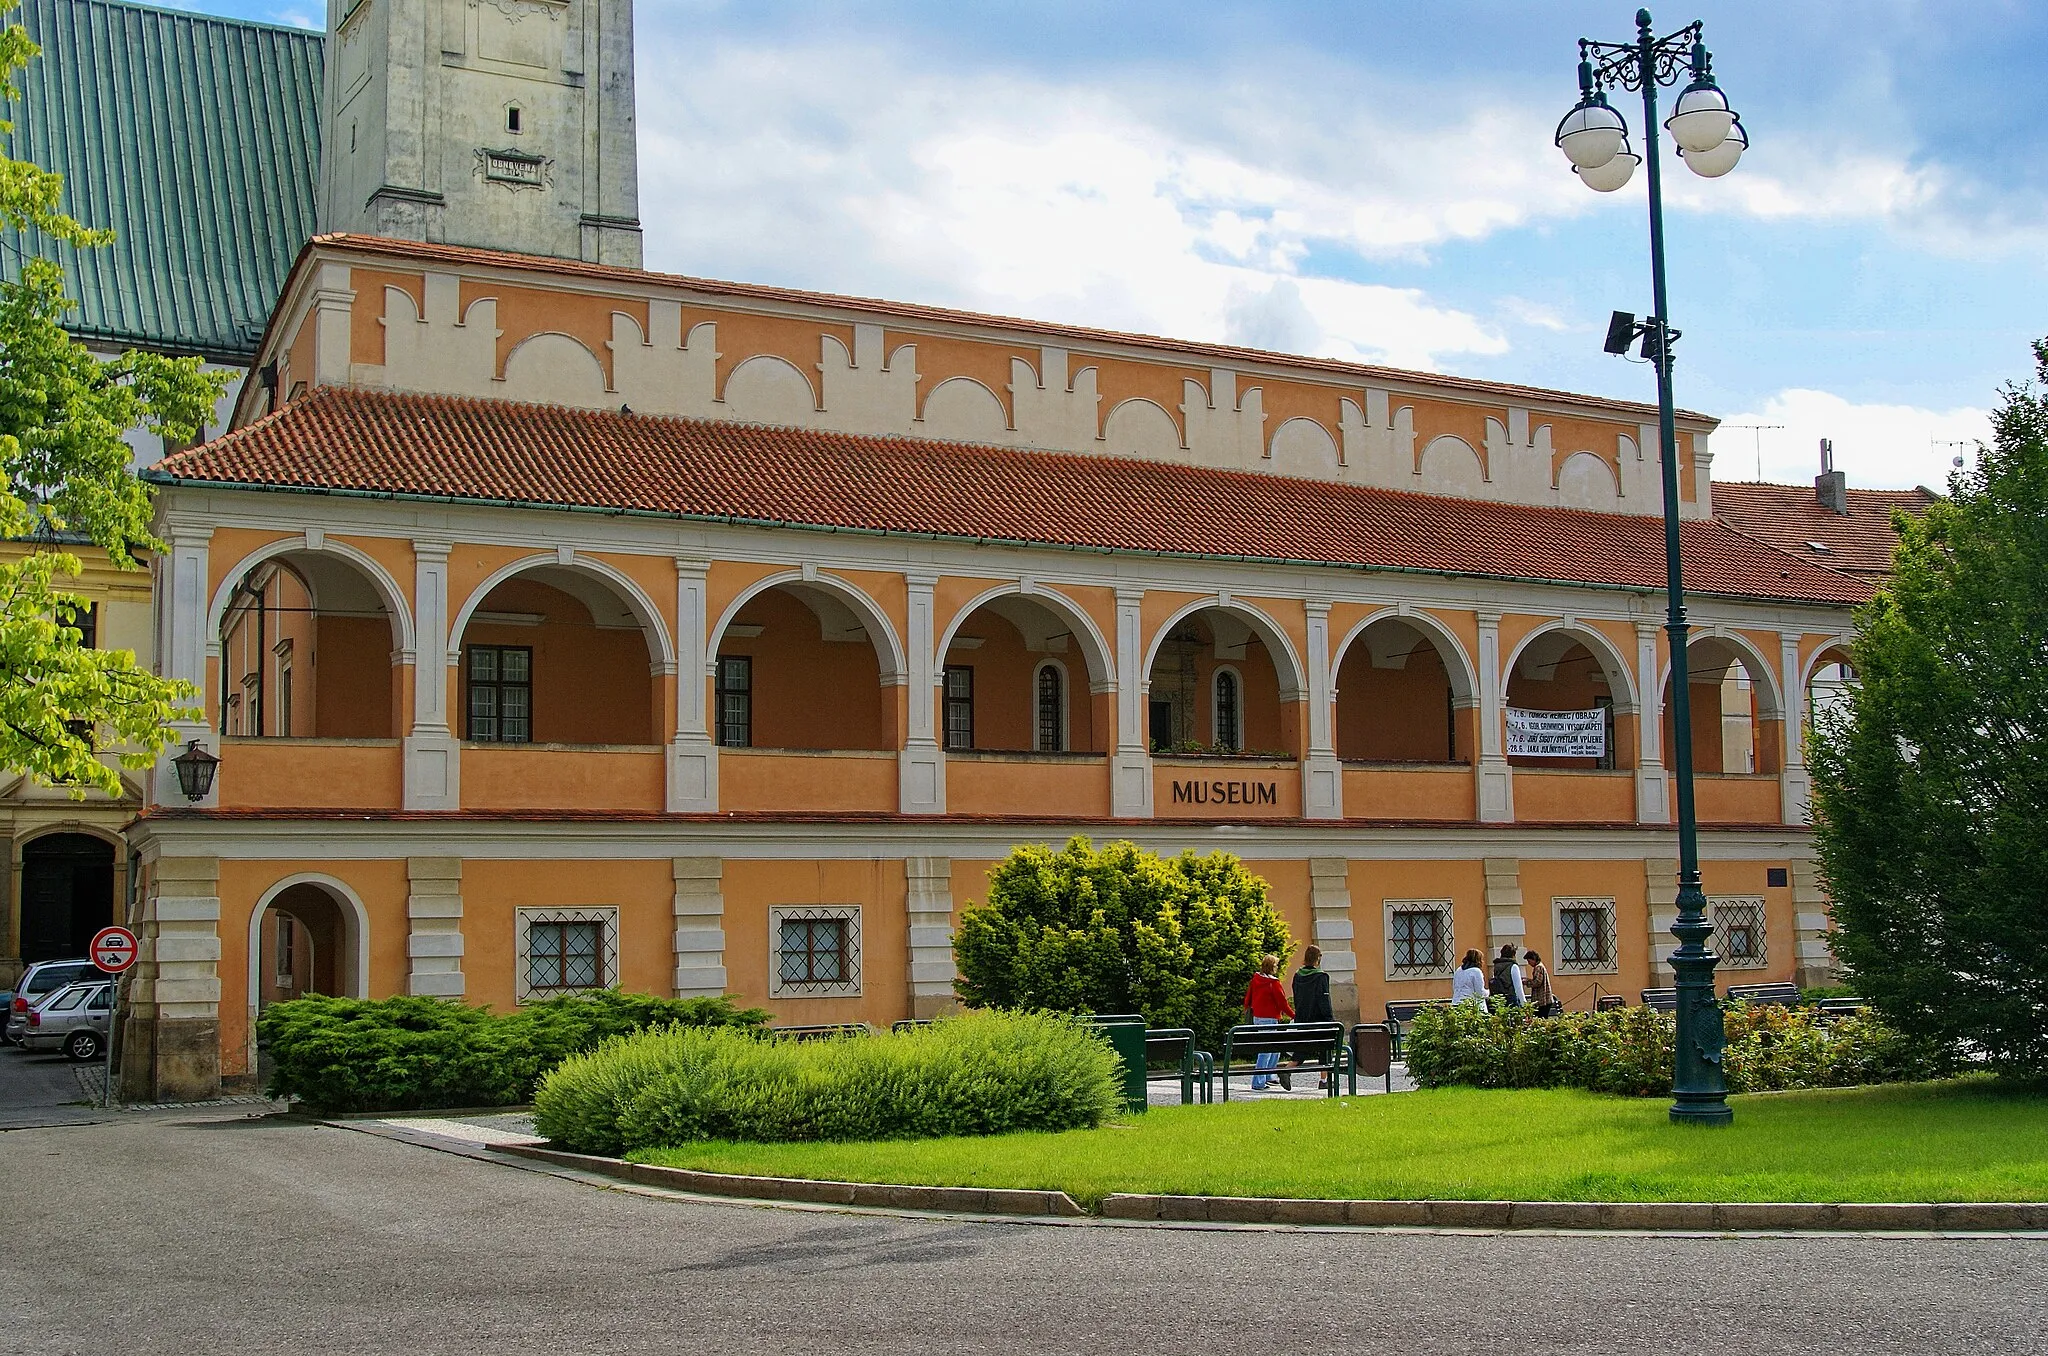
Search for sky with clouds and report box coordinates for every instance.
[183,0,2048,489]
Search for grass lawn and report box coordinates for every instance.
[630,1078,2048,1209]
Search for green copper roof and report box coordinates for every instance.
[1,0,321,363]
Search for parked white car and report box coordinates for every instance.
[21,980,112,1062]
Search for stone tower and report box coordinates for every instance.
[317,0,642,267]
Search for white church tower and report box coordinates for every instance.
[317,0,642,267]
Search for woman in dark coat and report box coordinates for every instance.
[1292,945,1334,1088]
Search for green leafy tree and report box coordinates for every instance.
[0,0,220,793]
[952,836,1292,1050]
[1808,337,2048,1080]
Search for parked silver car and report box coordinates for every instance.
[20,979,113,1062]
[4,959,106,1045]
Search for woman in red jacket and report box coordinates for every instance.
[1241,953,1294,1091]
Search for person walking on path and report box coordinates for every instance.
[1242,954,1294,1091]
[1292,945,1335,1089]
[1492,944,1526,1008]
[1524,950,1558,1016]
[1451,949,1490,1008]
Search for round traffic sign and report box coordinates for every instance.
[90,925,139,974]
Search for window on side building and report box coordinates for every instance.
[1554,898,1618,974]
[716,654,753,748]
[943,665,974,751]
[466,645,532,743]
[771,906,862,998]
[1712,897,1768,969]
[1384,900,1454,980]
[515,907,619,1002]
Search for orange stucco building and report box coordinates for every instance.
[114,230,1883,1101]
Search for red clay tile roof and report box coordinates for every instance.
[150,387,1871,607]
[291,234,1717,428]
[1712,480,1935,579]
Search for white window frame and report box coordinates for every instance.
[1032,659,1068,752]
[514,906,620,1003]
[1552,897,1619,975]
[770,905,863,998]
[1212,664,1243,750]
[1383,899,1455,980]
[1711,896,1769,970]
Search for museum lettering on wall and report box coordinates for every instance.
[1171,779,1281,807]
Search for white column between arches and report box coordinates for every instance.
[1778,630,1810,825]
[900,573,944,813]
[1111,588,1153,817]
[1476,611,1512,823]
[1303,601,1342,819]
[668,559,717,812]
[403,540,459,810]
[1635,620,1670,824]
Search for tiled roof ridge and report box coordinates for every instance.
[162,385,1723,534]
[1695,518,1874,591]
[297,233,1719,428]
[151,386,1870,608]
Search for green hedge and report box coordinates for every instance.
[534,1009,1122,1155]
[1405,1001,1955,1096]
[256,990,769,1114]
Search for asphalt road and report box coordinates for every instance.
[0,1041,105,1129]
[3,1112,2043,1356]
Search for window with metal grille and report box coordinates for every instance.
[1554,898,1618,973]
[1713,897,1768,969]
[515,907,619,1001]
[1214,668,1240,751]
[715,654,752,747]
[466,645,532,743]
[1035,663,1065,752]
[1384,900,1454,979]
[944,665,975,751]
[771,906,862,997]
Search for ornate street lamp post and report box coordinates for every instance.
[1555,9,1746,1125]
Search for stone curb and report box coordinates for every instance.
[1096,1194,2048,1231]
[498,1143,1087,1218]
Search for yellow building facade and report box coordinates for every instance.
[116,236,1869,1100]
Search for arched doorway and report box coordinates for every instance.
[253,882,356,1009]
[19,834,114,964]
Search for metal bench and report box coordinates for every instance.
[1384,999,1448,1058]
[890,1018,932,1033]
[1217,1021,1347,1101]
[1725,981,1802,1007]
[765,1022,873,1041]
[1813,996,1867,1023]
[1595,994,1627,1012]
[1639,988,1678,1012]
[1142,1027,1215,1105]
[1347,1023,1396,1095]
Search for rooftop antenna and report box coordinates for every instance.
[1932,437,1971,472]
[1724,422,1783,480]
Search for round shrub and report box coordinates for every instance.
[535,1009,1123,1154]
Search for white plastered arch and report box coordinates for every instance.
[1656,629,1786,720]
[708,569,907,686]
[207,536,417,660]
[1141,596,1308,702]
[1330,606,1480,707]
[1799,636,1857,694]
[934,582,1116,695]
[1501,620,1639,713]
[448,552,677,675]
[243,872,372,1070]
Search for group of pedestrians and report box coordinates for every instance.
[1452,944,1558,1015]
[1239,947,1335,1091]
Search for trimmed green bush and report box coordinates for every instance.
[534,1009,1122,1154]
[257,990,768,1114]
[952,836,1291,1051]
[1405,1000,1953,1096]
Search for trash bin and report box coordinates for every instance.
[1093,1018,1149,1114]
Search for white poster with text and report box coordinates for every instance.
[1506,707,1607,759]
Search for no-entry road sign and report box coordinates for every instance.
[90,926,139,974]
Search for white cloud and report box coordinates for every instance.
[635,41,1531,370]
[1714,389,1990,490]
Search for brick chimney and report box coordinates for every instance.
[1814,437,1848,514]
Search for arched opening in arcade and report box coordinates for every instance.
[1805,643,1856,731]
[1661,636,1784,777]
[454,565,663,747]
[217,552,402,740]
[939,594,1109,754]
[1333,616,1475,764]
[1145,608,1297,758]
[16,833,115,965]
[710,582,900,752]
[1504,629,1637,772]
[252,881,359,1010]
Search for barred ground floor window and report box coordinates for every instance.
[1553,897,1618,975]
[771,905,863,998]
[1383,900,1454,980]
[515,907,619,1002]
[1712,896,1768,969]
